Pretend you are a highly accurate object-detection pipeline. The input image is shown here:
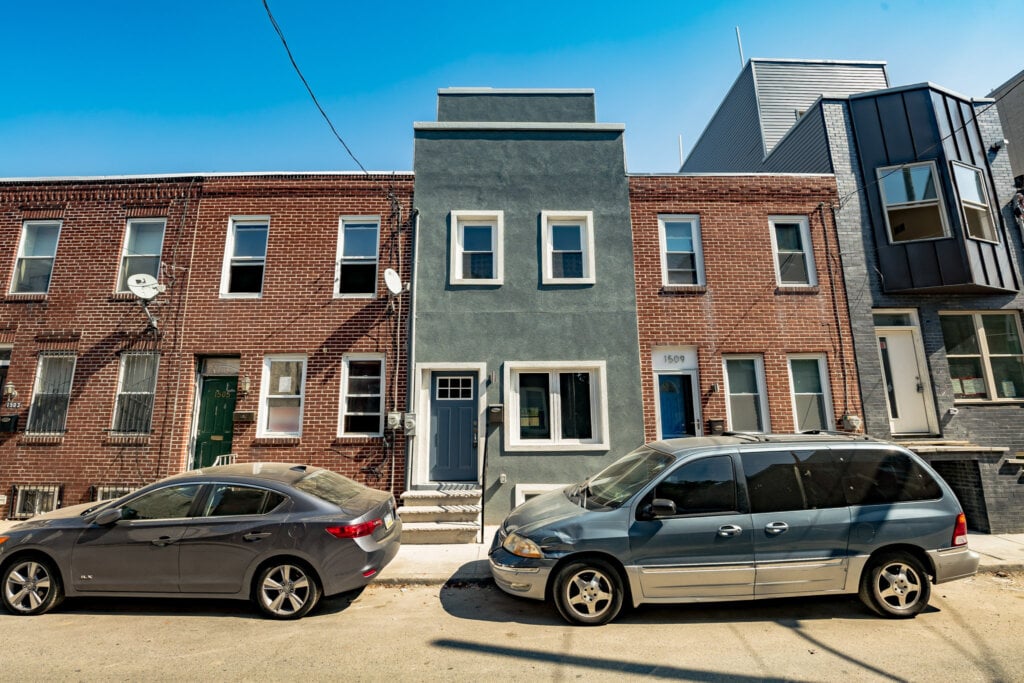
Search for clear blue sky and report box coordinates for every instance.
[2,0,1021,177]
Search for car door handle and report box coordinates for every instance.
[718,524,743,537]
[151,536,178,547]
[243,532,272,542]
[765,521,789,535]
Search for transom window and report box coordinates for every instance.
[788,354,833,432]
[541,211,595,284]
[770,216,816,286]
[258,356,306,437]
[336,217,380,296]
[952,163,998,242]
[26,353,76,434]
[451,211,503,285]
[723,355,769,433]
[339,355,385,436]
[657,215,704,286]
[877,162,948,243]
[505,362,608,450]
[222,218,269,296]
[118,219,166,292]
[436,376,473,400]
[940,312,1024,401]
[112,352,159,434]
[11,220,61,294]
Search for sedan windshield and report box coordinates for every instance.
[582,446,675,508]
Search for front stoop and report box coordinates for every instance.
[398,487,482,544]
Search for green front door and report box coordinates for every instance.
[194,376,237,469]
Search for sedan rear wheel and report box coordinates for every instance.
[254,561,320,620]
[2,557,64,616]
[553,559,624,626]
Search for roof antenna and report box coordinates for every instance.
[735,26,745,70]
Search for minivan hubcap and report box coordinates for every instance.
[566,569,612,617]
[877,562,921,609]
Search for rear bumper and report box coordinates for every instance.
[321,519,402,596]
[928,545,980,584]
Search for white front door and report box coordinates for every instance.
[875,328,932,434]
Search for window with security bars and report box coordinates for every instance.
[94,485,132,501]
[12,484,61,519]
[112,353,159,433]
[336,218,379,295]
[340,356,384,436]
[118,219,166,292]
[26,353,76,433]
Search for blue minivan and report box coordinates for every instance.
[489,434,979,625]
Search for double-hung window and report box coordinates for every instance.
[877,162,948,243]
[541,211,595,284]
[940,312,1024,401]
[112,352,159,433]
[505,361,608,450]
[770,216,816,286]
[11,220,61,294]
[951,162,998,242]
[450,211,503,285]
[339,355,385,436]
[258,355,306,437]
[117,219,166,292]
[723,355,769,433]
[657,215,704,286]
[26,353,76,434]
[221,218,269,296]
[787,354,833,431]
[336,217,380,296]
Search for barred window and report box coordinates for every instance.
[26,353,76,433]
[112,353,159,433]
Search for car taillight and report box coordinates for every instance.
[952,512,968,547]
[325,519,382,539]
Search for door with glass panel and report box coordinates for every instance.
[873,312,933,434]
[429,372,477,481]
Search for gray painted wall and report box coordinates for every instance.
[437,89,596,123]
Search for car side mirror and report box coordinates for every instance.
[640,498,677,519]
[92,507,123,526]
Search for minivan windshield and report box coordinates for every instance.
[575,447,675,508]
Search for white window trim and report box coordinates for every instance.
[786,353,835,431]
[117,218,166,293]
[769,215,817,287]
[657,214,705,288]
[940,310,1024,403]
[111,352,159,434]
[722,355,770,433]
[10,220,62,295]
[334,215,381,298]
[94,485,131,502]
[950,161,999,245]
[25,353,76,434]
[257,354,306,438]
[514,483,567,508]
[541,211,596,285]
[450,210,504,285]
[220,216,269,298]
[503,360,609,451]
[877,161,950,244]
[338,353,386,438]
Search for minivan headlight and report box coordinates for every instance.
[502,532,543,558]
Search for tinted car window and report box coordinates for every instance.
[839,449,942,505]
[742,449,847,513]
[203,485,286,517]
[123,484,201,520]
[654,455,737,514]
[294,469,368,506]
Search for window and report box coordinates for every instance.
[436,376,473,400]
[940,312,1024,401]
[336,217,380,296]
[117,219,166,292]
[201,485,286,516]
[12,485,60,519]
[122,484,201,520]
[837,449,941,505]
[450,211,503,284]
[541,211,595,284]
[877,162,948,243]
[339,355,384,436]
[952,162,998,242]
[505,361,608,450]
[0,347,10,402]
[112,353,159,433]
[723,355,769,433]
[94,485,131,502]
[26,353,76,433]
[657,215,704,286]
[258,356,306,437]
[11,220,61,294]
[653,456,737,514]
[769,216,816,286]
[221,218,268,296]
[742,449,847,513]
[788,355,833,431]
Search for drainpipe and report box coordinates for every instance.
[401,208,420,496]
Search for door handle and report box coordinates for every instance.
[243,532,272,542]
[151,536,177,547]
[765,521,789,535]
[718,524,743,537]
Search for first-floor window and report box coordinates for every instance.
[788,355,833,432]
[723,355,769,433]
[26,353,76,433]
[506,362,607,449]
[339,355,385,436]
[112,353,159,433]
[940,312,1024,401]
[258,356,306,436]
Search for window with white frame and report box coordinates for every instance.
[26,353,76,433]
[658,215,704,286]
[787,354,833,431]
[112,352,159,433]
[505,361,608,450]
[940,312,1024,401]
[450,211,503,285]
[952,162,998,243]
[221,218,269,296]
[258,356,306,437]
[11,220,61,294]
[339,355,385,436]
[770,216,816,286]
[877,162,948,243]
[723,355,769,433]
[541,211,595,284]
[117,218,166,292]
[336,217,380,296]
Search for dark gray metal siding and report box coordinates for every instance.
[763,104,834,174]
[683,66,765,172]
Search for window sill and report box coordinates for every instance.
[5,293,47,302]
[450,279,503,287]
[542,278,596,286]
[251,436,301,446]
[504,442,609,452]
[333,293,378,299]
[775,285,820,295]
[951,399,1024,406]
[105,433,151,446]
[108,292,137,301]
[660,285,707,295]
[19,433,64,445]
[219,293,263,300]
[332,435,384,445]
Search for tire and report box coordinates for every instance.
[1,556,64,616]
[859,551,931,618]
[252,561,321,620]
[553,559,624,626]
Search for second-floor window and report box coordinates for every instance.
[26,353,76,434]
[222,218,269,296]
[112,352,159,433]
[940,312,1024,401]
[12,220,61,294]
[541,211,595,285]
[336,217,380,296]
[877,162,948,243]
[451,211,503,285]
[118,219,166,292]
[770,216,816,286]
[658,215,704,286]
[952,162,998,243]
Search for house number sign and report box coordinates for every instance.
[651,347,698,372]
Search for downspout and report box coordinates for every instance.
[819,201,854,424]
[403,207,420,496]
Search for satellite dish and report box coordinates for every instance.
[126,273,165,301]
[384,268,403,296]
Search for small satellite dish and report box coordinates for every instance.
[384,268,403,296]
[126,273,165,301]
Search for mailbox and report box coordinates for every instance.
[487,404,504,425]
[0,414,17,432]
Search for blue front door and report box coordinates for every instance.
[430,373,477,481]
[657,373,696,438]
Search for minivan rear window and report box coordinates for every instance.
[839,449,942,504]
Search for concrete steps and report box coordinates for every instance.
[399,488,482,544]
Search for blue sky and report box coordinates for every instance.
[2,1,1021,177]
